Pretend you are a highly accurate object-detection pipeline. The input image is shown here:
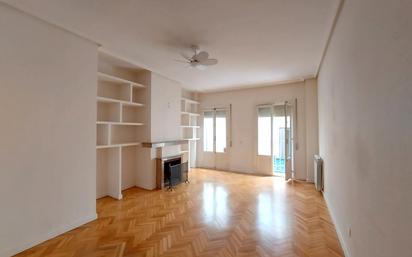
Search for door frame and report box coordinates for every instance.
[255,99,297,180]
[201,107,230,170]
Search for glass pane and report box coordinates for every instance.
[272,105,286,173]
[285,105,292,159]
[215,111,227,153]
[203,111,214,152]
[273,116,286,173]
[258,107,271,156]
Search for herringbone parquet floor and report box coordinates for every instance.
[14,169,344,257]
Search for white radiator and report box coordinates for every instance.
[314,155,323,191]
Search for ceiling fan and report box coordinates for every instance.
[178,45,218,70]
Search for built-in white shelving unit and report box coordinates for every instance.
[96,51,149,200]
[181,111,200,116]
[97,121,144,126]
[181,93,200,167]
[181,97,199,105]
[97,71,146,89]
[97,96,145,107]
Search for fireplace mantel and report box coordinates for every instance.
[142,140,188,148]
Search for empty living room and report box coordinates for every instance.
[1,0,411,257]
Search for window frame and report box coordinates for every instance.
[203,110,215,152]
[202,108,229,153]
[215,110,227,153]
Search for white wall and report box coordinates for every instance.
[150,73,181,142]
[304,79,319,182]
[197,79,318,180]
[318,0,412,256]
[136,72,183,190]
[0,4,98,256]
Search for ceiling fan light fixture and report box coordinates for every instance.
[177,45,218,70]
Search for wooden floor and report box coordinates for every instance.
[15,169,344,257]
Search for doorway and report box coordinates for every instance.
[202,108,229,170]
[272,105,291,177]
[257,101,295,180]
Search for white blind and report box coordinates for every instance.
[257,106,272,117]
[215,110,226,118]
[204,111,214,118]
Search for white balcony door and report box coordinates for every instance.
[202,109,229,170]
[256,101,295,180]
[256,105,274,175]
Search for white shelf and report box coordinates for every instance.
[98,72,146,88]
[97,121,144,126]
[181,111,200,117]
[181,125,200,128]
[96,142,141,149]
[181,94,200,170]
[97,96,144,107]
[97,52,149,201]
[181,97,200,105]
[96,144,118,149]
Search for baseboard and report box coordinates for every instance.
[1,213,97,257]
[323,193,351,257]
[135,182,156,190]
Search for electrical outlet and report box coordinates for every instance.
[348,227,352,238]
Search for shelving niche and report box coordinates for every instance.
[181,91,200,168]
[96,51,149,200]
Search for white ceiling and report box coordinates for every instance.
[3,0,339,91]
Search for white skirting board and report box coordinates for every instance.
[323,193,351,257]
[1,213,97,257]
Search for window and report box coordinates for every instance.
[203,109,228,153]
[203,111,214,152]
[215,111,227,153]
[257,106,272,156]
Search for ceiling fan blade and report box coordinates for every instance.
[199,58,218,66]
[180,52,192,61]
[195,51,209,61]
[173,59,189,63]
